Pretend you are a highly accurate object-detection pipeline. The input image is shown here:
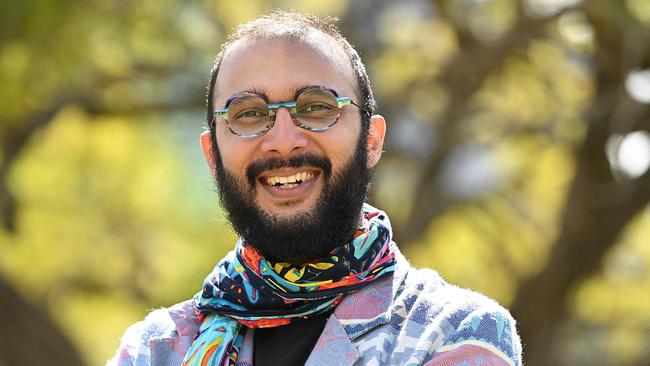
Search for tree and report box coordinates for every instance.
[1,1,649,365]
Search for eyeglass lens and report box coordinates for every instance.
[226,88,340,136]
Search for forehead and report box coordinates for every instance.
[214,33,356,105]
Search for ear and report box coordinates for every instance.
[200,131,218,174]
[366,115,386,168]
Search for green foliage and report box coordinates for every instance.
[1,110,235,364]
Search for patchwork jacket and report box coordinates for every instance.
[109,250,522,366]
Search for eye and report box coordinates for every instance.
[235,109,266,119]
[301,103,336,113]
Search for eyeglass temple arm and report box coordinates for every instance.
[337,97,371,117]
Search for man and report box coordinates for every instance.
[110,11,522,366]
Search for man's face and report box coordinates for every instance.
[200,36,385,262]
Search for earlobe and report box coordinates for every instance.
[199,131,218,174]
[366,115,386,168]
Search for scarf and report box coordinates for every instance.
[182,204,397,366]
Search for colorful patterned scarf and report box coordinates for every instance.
[182,204,397,366]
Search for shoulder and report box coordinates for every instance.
[395,266,522,365]
[106,300,199,366]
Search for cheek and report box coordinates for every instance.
[328,135,362,168]
[215,130,246,172]
[221,147,248,174]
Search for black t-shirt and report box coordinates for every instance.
[253,312,332,366]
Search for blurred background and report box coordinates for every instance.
[1,0,649,365]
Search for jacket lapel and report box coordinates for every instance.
[305,313,360,366]
[305,251,409,366]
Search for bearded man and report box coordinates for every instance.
[110,11,522,366]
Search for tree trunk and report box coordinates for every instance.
[510,2,650,364]
[0,276,85,366]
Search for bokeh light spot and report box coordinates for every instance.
[625,68,650,104]
[607,131,650,179]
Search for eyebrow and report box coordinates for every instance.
[232,84,332,103]
[229,87,269,102]
[292,84,324,99]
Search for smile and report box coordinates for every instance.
[262,171,317,189]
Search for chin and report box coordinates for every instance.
[261,201,316,220]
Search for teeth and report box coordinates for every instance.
[265,172,315,186]
[280,183,298,189]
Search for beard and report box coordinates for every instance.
[213,132,372,263]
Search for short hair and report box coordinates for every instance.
[205,10,376,140]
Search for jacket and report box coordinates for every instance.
[109,250,522,365]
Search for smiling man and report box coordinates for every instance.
[110,11,522,366]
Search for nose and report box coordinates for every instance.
[259,107,308,156]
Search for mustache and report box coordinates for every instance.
[246,153,332,187]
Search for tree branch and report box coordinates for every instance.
[396,7,571,244]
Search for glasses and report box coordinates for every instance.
[213,86,369,138]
